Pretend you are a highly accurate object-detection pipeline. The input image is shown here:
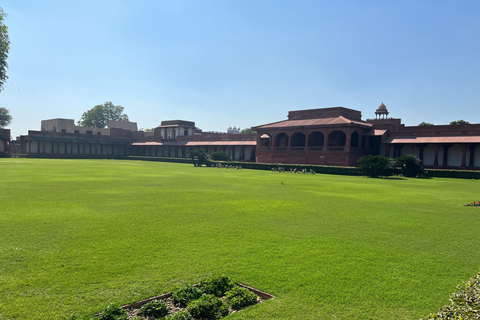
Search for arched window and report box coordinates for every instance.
[328,131,346,146]
[275,133,289,148]
[308,132,324,148]
[351,131,359,147]
[291,132,306,147]
[260,134,272,147]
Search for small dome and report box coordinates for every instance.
[376,102,388,113]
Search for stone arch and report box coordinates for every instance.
[447,144,462,167]
[291,132,306,147]
[260,134,272,147]
[474,146,480,167]
[422,145,436,166]
[308,132,324,147]
[328,131,346,147]
[275,133,289,148]
[351,131,359,147]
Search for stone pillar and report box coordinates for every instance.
[419,145,424,162]
[442,145,449,168]
[469,145,476,168]
[344,130,351,152]
[409,144,414,155]
[323,131,330,151]
[434,145,439,167]
[384,144,391,158]
[461,145,468,167]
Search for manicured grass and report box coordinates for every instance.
[1,159,480,319]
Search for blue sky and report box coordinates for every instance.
[1,0,479,138]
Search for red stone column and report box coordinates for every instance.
[385,144,391,157]
[323,130,330,151]
[461,145,468,167]
[442,145,449,167]
[469,145,476,168]
[344,129,351,152]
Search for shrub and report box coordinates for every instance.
[97,304,128,320]
[394,154,425,177]
[186,294,228,320]
[199,273,234,297]
[225,287,258,310]
[172,284,203,307]
[357,155,393,178]
[422,270,480,319]
[137,299,168,318]
[210,151,230,161]
[163,310,193,320]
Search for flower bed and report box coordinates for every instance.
[70,275,274,320]
[464,201,480,207]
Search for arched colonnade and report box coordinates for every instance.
[259,128,362,152]
[387,143,480,168]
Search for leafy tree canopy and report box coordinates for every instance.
[450,120,470,125]
[78,101,129,128]
[418,122,434,126]
[0,8,10,93]
[0,107,12,128]
[240,128,256,134]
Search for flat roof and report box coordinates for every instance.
[131,141,256,146]
[385,136,480,144]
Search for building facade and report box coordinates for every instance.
[6,104,480,170]
[253,104,480,169]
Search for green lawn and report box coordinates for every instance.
[1,159,479,319]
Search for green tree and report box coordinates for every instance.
[450,120,470,125]
[418,122,434,126]
[395,154,425,177]
[0,107,11,128]
[210,151,230,161]
[0,8,10,93]
[357,155,393,178]
[187,148,207,167]
[78,101,129,128]
[240,128,256,134]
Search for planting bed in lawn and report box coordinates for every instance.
[1,159,480,319]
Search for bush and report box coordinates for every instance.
[186,294,228,320]
[163,310,193,320]
[137,299,168,318]
[97,304,128,320]
[172,284,204,307]
[395,154,425,177]
[199,274,234,297]
[357,155,393,178]
[210,151,230,161]
[423,270,480,319]
[225,287,258,310]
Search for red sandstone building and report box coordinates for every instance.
[7,103,480,170]
[252,104,480,169]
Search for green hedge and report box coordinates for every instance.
[425,169,480,179]
[127,156,193,164]
[22,154,127,160]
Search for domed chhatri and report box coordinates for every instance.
[375,102,389,119]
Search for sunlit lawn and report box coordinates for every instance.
[1,159,479,319]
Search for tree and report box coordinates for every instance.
[78,101,129,128]
[187,148,207,167]
[418,122,434,126]
[210,151,230,161]
[0,8,10,93]
[240,128,256,134]
[450,120,470,125]
[357,155,393,178]
[0,107,11,128]
[394,154,425,178]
